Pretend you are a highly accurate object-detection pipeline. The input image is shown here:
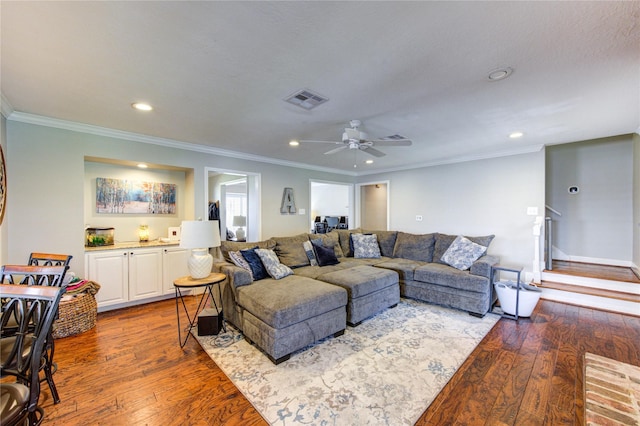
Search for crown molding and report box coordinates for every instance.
[0,93,15,119]
[6,111,357,177]
[5,110,546,178]
[355,144,545,177]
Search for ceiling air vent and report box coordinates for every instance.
[284,89,328,110]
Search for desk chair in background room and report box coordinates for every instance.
[0,265,69,404]
[314,216,326,234]
[0,284,63,425]
[338,216,348,229]
[324,216,339,232]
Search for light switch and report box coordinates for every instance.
[298,208,306,215]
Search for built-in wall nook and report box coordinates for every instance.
[83,156,193,244]
[205,167,261,243]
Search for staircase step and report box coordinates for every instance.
[538,281,640,316]
[540,271,640,295]
[539,281,640,303]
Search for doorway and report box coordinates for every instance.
[309,180,354,232]
[205,168,261,242]
[356,181,390,230]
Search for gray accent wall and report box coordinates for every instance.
[359,151,546,274]
[546,135,634,262]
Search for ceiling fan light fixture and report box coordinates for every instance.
[487,67,513,82]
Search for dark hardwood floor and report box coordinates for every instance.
[39,296,640,425]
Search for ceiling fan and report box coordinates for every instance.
[299,120,413,158]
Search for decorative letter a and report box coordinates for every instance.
[280,187,297,214]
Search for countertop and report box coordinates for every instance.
[85,239,181,252]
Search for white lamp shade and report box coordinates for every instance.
[233,216,246,227]
[180,220,220,279]
[179,220,221,249]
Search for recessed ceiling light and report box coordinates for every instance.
[137,163,148,168]
[289,140,300,147]
[509,131,524,139]
[132,102,153,111]
[365,159,374,164]
[487,67,514,82]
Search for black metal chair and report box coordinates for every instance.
[1,265,68,404]
[0,284,63,425]
[27,253,73,285]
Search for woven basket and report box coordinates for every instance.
[52,292,98,339]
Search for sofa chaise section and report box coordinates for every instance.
[237,275,347,364]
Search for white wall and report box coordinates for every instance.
[546,135,634,262]
[360,151,546,277]
[5,120,352,276]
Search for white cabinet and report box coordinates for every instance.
[86,250,129,308]
[128,248,163,301]
[162,247,190,294]
[86,245,181,310]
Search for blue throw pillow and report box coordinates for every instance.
[311,240,340,266]
[240,247,269,280]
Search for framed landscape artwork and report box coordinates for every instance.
[96,177,176,215]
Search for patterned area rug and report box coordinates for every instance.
[584,352,640,425]
[195,298,499,425]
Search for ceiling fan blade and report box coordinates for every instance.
[360,146,386,157]
[299,140,343,145]
[371,138,413,147]
[324,145,349,155]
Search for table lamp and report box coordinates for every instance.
[233,215,246,240]
[179,220,221,279]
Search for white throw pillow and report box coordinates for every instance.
[351,233,381,259]
[255,248,293,280]
[441,235,487,270]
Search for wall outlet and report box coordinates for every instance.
[526,207,538,216]
[415,215,423,222]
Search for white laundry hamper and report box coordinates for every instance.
[494,281,542,317]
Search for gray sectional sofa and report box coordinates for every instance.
[213,229,499,364]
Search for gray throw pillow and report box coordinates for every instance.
[441,235,487,270]
[255,249,294,279]
[351,233,381,258]
[434,233,495,265]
